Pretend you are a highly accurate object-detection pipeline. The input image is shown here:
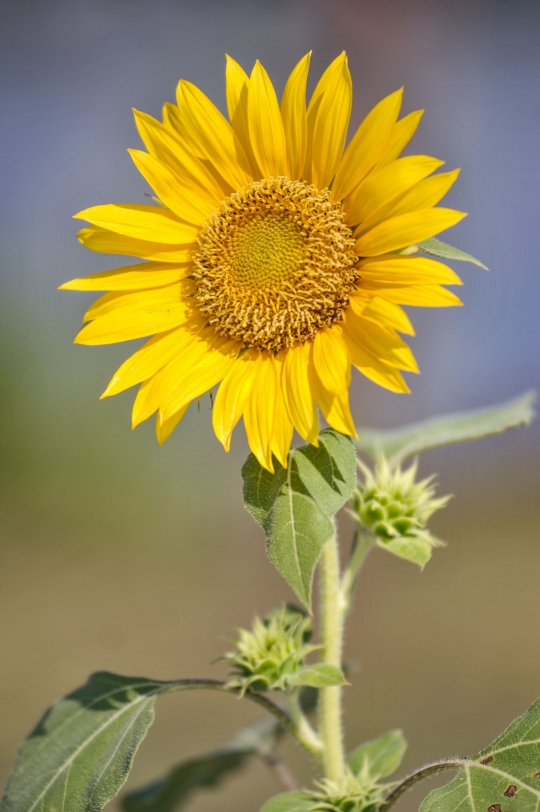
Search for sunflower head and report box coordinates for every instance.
[62,51,466,471]
[193,177,358,351]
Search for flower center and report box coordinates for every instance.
[192,177,358,351]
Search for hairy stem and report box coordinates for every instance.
[341,529,373,615]
[318,535,345,780]
[381,759,468,810]
[288,689,324,767]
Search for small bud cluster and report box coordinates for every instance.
[309,766,391,812]
[351,458,450,565]
[222,605,317,694]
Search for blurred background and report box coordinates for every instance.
[1,0,539,809]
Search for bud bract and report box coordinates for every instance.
[222,605,317,694]
[351,458,450,567]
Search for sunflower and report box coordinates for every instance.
[62,52,466,472]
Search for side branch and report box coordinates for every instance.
[163,678,300,750]
[381,759,468,810]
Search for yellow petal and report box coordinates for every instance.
[59,262,191,291]
[102,316,207,398]
[134,329,239,427]
[332,88,403,201]
[382,168,460,220]
[77,225,196,262]
[74,204,199,244]
[356,208,467,256]
[75,291,195,345]
[133,109,223,205]
[345,155,444,228]
[156,402,190,445]
[128,150,215,225]
[280,52,310,181]
[212,348,261,451]
[177,80,252,190]
[159,336,240,422]
[225,55,261,179]
[312,326,351,393]
[342,309,418,373]
[310,54,352,190]
[376,109,423,168]
[132,376,159,426]
[304,53,349,187]
[270,352,294,468]
[360,284,463,307]
[350,294,415,336]
[163,101,234,197]
[308,330,357,437]
[243,352,279,472]
[281,342,319,445]
[248,61,288,178]
[357,255,462,286]
[82,279,194,322]
[342,324,410,393]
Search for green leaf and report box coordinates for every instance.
[260,791,314,812]
[288,664,347,688]
[355,391,536,466]
[122,718,279,812]
[0,671,174,812]
[242,429,356,608]
[379,537,433,567]
[416,237,488,269]
[420,697,540,812]
[347,730,407,779]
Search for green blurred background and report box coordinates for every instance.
[1,1,539,810]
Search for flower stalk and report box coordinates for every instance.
[318,534,346,780]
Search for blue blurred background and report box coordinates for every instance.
[1,1,539,810]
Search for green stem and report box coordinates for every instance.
[288,689,324,767]
[341,529,373,616]
[381,759,467,810]
[318,534,345,781]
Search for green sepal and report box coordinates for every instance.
[355,391,536,466]
[122,717,279,812]
[347,730,407,779]
[260,791,315,812]
[379,536,433,567]
[288,664,347,688]
[242,429,356,608]
[416,237,488,269]
[0,672,172,812]
[420,696,540,812]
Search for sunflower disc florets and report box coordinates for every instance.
[222,605,317,694]
[351,458,450,566]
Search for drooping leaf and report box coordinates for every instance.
[260,791,314,812]
[0,672,175,812]
[347,730,407,779]
[420,697,540,812]
[355,391,536,466]
[242,429,356,608]
[288,664,347,689]
[267,491,333,609]
[122,718,280,812]
[416,237,488,269]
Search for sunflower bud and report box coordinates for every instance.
[222,605,317,694]
[351,458,450,567]
[309,766,390,812]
